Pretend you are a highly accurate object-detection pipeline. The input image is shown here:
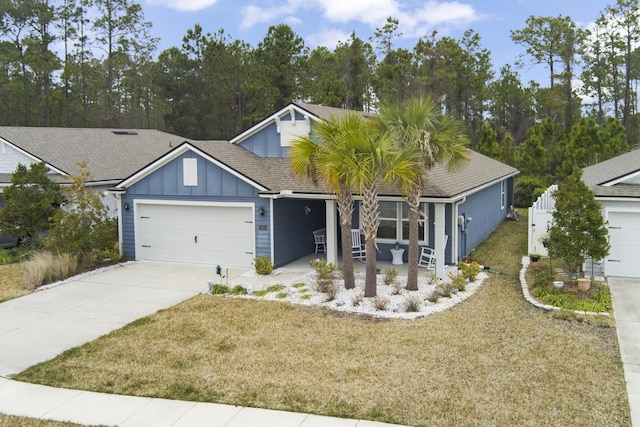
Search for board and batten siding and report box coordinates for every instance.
[458,179,510,259]
[238,111,308,158]
[120,151,269,262]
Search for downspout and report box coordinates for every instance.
[113,192,124,257]
[453,197,466,265]
[269,198,275,264]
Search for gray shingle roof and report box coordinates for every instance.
[0,127,186,183]
[191,141,518,199]
[583,148,640,198]
[292,103,376,121]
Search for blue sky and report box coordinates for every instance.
[141,0,613,84]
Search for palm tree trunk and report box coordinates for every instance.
[337,188,355,289]
[361,182,379,297]
[406,187,421,291]
[364,238,377,297]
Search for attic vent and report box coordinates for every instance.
[112,130,138,135]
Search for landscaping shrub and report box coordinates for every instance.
[459,262,481,281]
[352,292,364,306]
[209,284,229,294]
[22,251,78,290]
[229,285,247,295]
[383,268,398,285]
[373,295,390,310]
[309,258,338,299]
[45,164,118,265]
[404,294,423,312]
[0,247,31,264]
[449,272,467,292]
[253,256,273,275]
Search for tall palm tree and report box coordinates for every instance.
[376,97,470,291]
[290,114,362,289]
[346,116,422,297]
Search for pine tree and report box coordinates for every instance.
[547,169,610,276]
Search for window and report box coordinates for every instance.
[500,180,505,210]
[377,201,398,239]
[183,158,198,186]
[375,201,428,243]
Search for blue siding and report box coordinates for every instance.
[238,122,288,158]
[458,180,508,259]
[120,151,267,262]
[273,199,325,267]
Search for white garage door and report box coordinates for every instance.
[135,202,255,267]
[607,211,640,278]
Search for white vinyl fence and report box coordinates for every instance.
[527,185,557,257]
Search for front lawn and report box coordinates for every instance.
[0,263,28,303]
[14,213,630,426]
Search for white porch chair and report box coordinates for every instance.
[313,228,326,253]
[418,235,448,270]
[351,229,366,261]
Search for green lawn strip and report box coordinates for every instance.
[14,211,630,426]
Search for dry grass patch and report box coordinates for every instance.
[0,263,29,302]
[15,212,630,426]
[0,414,86,426]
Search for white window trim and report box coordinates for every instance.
[373,201,429,244]
[500,181,506,210]
[183,158,198,186]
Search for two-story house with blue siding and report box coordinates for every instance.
[111,103,519,277]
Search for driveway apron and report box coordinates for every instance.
[0,261,213,377]
[609,277,640,427]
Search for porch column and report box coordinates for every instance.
[434,203,446,279]
[325,199,338,265]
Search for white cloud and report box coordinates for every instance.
[146,0,219,12]
[306,28,352,49]
[313,0,400,25]
[239,0,484,44]
[401,1,484,37]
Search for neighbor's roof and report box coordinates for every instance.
[0,127,186,183]
[583,148,640,198]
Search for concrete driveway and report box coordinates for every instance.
[0,261,216,377]
[609,277,640,427]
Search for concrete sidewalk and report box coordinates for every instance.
[609,278,640,427]
[0,377,399,427]
[0,261,406,426]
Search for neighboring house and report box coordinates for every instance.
[583,148,640,278]
[112,103,519,277]
[0,127,187,216]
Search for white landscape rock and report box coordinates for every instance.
[227,271,488,320]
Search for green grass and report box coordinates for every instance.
[14,211,630,426]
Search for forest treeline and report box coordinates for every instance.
[1,0,639,205]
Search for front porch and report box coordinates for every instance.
[283,253,459,281]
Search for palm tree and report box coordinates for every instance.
[346,116,422,297]
[376,97,470,290]
[290,114,361,289]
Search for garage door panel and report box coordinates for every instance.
[607,211,640,278]
[135,203,255,267]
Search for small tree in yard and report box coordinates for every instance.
[0,162,64,247]
[45,162,118,265]
[547,168,610,277]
